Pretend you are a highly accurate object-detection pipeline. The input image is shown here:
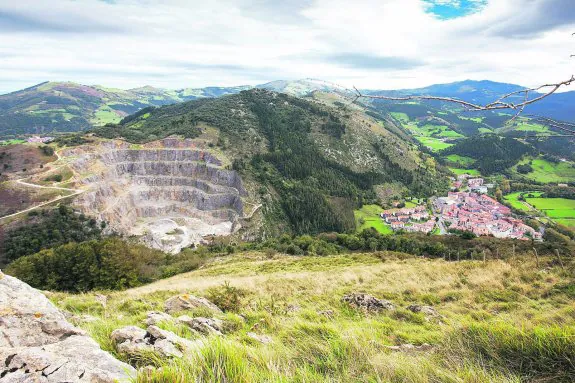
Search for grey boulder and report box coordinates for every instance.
[0,272,135,382]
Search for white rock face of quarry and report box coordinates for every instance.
[65,139,247,253]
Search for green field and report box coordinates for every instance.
[449,167,481,176]
[514,122,549,133]
[525,197,575,227]
[514,158,575,183]
[419,124,463,138]
[416,136,454,151]
[92,106,122,125]
[445,154,475,167]
[354,204,392,234]
[504,191,538,212]
[390,112,409,123]
[0,139,25,145]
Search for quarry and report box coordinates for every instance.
[62,138,247,253]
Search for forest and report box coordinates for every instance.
[442,134,534,174]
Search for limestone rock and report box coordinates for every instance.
[342,293,395,313]
[178,315,223,335]
[246,332,272,344]
[0,272,135,382]
[164,294,222,314]
[111,325,201,359]
[406,305,439,317]
[145,311,174,326]
[318,310,335,318]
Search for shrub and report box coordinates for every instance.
[206,282,248,312]
[5,238,169,292]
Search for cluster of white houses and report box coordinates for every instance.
[380,206,436,233]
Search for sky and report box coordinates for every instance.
[0,0,574,93]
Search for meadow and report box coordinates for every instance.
[444,154,475,167]
[354,204,392,234]
[503,192,534,212]
[514,157,575,183]
[525,196,575,227]
[449,167,481,176]
[52,251,575,383]
[416,136,454,151]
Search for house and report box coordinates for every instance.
[468,178,484,188]
[390,221,405,229]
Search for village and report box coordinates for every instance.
[381,175,542,241]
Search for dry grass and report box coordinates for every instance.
[51,251,575,382]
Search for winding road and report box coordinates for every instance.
[0,150,85,221]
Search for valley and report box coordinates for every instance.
[2,2,575,382]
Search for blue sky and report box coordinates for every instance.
[0,0,574,93]
[423,0,488,19]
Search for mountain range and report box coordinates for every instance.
[2,78,574,138]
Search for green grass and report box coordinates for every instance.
[92,106,123,125]
[390,112,409,123]
[555,219,575,227]
[445,154,475,167]
[418,124,463,138]
[0,139,25,145]
[514,158,575,183]
[514,122,549,133]
[478,127,493,133]
[354,204,392,234]
[416,137,454,151]
[504,192,535,212]
[449,167,481,176]
[50,252,575,383]
[525,197,575,227]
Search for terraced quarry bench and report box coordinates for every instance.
[64,139,246,253]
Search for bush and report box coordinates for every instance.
[206,282,247,312]
[6,238,168,292]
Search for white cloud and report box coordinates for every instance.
[0,0,573,93]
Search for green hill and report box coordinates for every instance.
[0,81,250,137]
[93,89,448,235]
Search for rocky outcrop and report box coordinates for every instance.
[164,294,222,315]
[246,332,272,344]
[0,272,135,382]
[65,139,248,253]
[406,305,440,317]
[111,325,201,359]
[342,293,395,313]
[177,316,223,335]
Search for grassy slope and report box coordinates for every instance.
[526,197,575,227]
[354,204,392,234]
[503,192,534,212]
[54,252,575,382]
[514,157,575,183]
[449,167,480,176]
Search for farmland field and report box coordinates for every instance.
[504,192,535,212]
[416,136,454,151]
[445,154,474,167]
[449,167,480,176]
[418,124,463,138]
[354,204,392,234]
[525,197,575,227]
[514,158,575,183]
[0,139,25,145]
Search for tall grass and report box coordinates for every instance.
[444,321,575,382]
